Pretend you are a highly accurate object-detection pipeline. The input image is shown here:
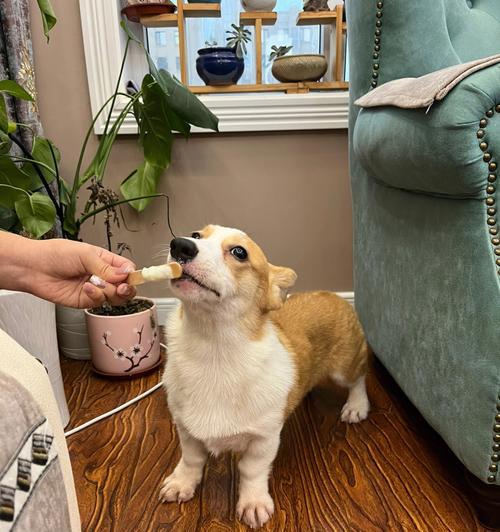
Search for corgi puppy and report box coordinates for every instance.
[160,225,369,529]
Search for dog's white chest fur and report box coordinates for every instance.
[163,308,295,446]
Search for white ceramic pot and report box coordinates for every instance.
[240,0,277,12]
[56,305,91,360]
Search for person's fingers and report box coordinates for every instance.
[82,282,107,308]
[117,283,136,300]
[101,282,133,306]
[97,248,136,271]
[84,249,135,285]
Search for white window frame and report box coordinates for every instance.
[79,0,348,134]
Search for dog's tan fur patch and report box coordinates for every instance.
[271,291,369,416]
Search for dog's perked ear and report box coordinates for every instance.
[266,264,297,311]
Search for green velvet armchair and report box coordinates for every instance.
[347,0,500,525]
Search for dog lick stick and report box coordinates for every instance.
[89,262,182,288]
[126,262,183,286]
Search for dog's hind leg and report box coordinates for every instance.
[331,340,370,424]
[339,375,370,423]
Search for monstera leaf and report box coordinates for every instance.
[14,192,56,238]
[120,21,218,132]
[139,75,174,168]
[0,80,33,101]
[120,161,163,212]
[22,136,60,189]
[36,0,57,41]
[0,155,31,192]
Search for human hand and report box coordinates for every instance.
[27,239,137,308]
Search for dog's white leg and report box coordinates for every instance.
[236,432,280,529]
[159,425,207,503]
[340,375,370,424]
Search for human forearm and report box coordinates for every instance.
[0,232,41,293]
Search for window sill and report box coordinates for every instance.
[108,91,348,134]
[80,0,348,135]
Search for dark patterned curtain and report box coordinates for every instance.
[0,0,42,148]
[0,0,61,236]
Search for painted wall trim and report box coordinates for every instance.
[79,0,349,134]
[154,292,355,324]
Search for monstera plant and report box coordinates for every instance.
[0,21,218,243]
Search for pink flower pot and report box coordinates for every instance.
[85,298,161,376]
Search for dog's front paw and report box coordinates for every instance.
[341,396,370,424]
[236,492,274,529]
[159,470,198,503]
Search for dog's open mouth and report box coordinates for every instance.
[174,272,220,297]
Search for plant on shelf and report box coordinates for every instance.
[269,43,328,83]
[269,45,293,62]
[225,24,252,59]
[303,0,331,12]
[196,25,252,87]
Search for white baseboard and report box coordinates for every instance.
[153,291,355,325]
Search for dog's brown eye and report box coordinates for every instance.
[191,232,201,239]
[230,246,248,261]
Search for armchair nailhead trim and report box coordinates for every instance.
[370,1,384,89]
[478,106,500,484]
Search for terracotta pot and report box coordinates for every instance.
[272,54,328,83]
[85,298,161,377]
[56,305,91,360]
[121,1,176,23]
[240,0,277,11]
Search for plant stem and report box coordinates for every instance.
[10,156,57,177]
[102,38,131,138]
[71,92,136,201]
[77,193,164,226]
[89,93,142,186]
[47,141,63,219]
[8,133,66,237]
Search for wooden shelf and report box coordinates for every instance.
[140,13,178,27]
[189,81,348,94]
[139,3,348,93]
[239,12,277,26]
[183,3,221,18]
[296,10,337,25]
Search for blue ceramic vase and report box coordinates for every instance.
[196,47,245,86]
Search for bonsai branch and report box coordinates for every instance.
[124,341,154,373]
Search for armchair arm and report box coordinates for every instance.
[353,64,500,198]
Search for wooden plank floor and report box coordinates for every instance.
[61,354,487,532]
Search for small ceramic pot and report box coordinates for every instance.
[85,298,161,377]
[56,305,91,360]
[240,0,277,11]
[272,54,328,82]
[196,47,244,86]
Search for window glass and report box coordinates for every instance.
[147,0,321,86]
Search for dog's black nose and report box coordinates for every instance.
[170,237,199,262]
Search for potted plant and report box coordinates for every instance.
[85,298,161,376]
[196,25,251,86]
[0,22,219,372]
[241,0,277,11]
[269,45,328,83]
[303,0,331,12]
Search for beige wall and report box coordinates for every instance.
[29,0,353,298]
